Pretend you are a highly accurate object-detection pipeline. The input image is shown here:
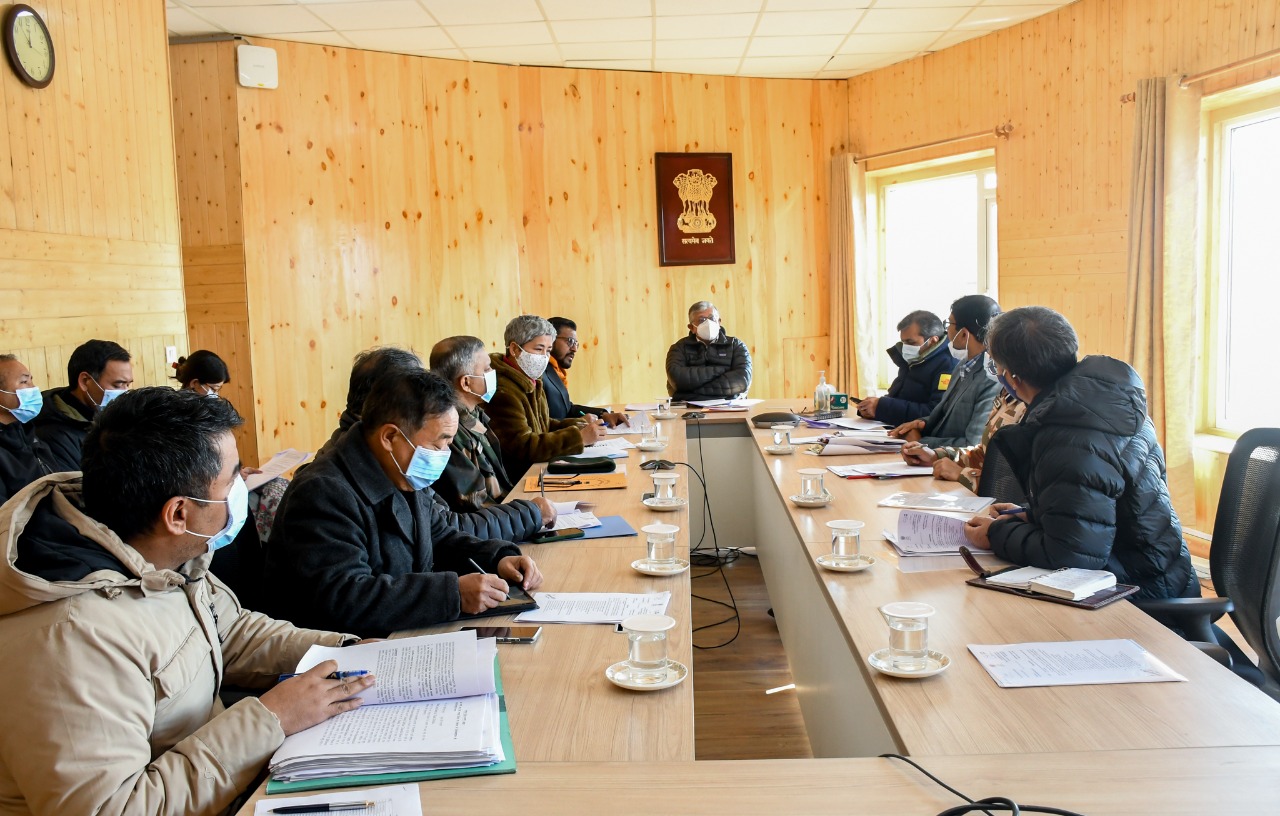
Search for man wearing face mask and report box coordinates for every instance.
[542,317,629,427]
[888,295,1002,448]
[856,310,956,425]
[266,369,544,637]
[0,388,371,815]
[0,354,54,504]
[32,338,133,473]
[665,301,753,402]
[429,336,557,529]
[487,315,604,482]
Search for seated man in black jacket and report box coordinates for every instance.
[961,306,1198,601]
[665,301,752,401]
[266,369,544,637]
[542,317,629,427]
[0,355,54,503]
[856,310,956,426]
[32,339,133,472]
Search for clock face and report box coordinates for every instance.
[5,5,54,88]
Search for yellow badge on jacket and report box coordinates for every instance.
[938,373,952,391]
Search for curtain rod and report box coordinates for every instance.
[1180,45,1280,88]
[854,123,1013,164]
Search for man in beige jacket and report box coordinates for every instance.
[0,388,375,816]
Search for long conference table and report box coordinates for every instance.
[243,400,1280,813]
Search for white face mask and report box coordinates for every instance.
[949,329,970,361]
[696,320,720,342]
[900,342,923,362]
[516,348,550,381]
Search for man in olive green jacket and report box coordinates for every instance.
[0,389,371,816]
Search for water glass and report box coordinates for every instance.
[798,468,827,499]
[652,471,679,502]
[826,519,865,563]
[879,602,936,672]
[642,523,679,565]
[771,424,792,448]
[657,398,671,415]
[622,614,676,683]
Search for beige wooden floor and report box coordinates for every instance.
[690,551,813,760]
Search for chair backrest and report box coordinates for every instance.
[1210,428,1280,685]
[976,434,1029,506]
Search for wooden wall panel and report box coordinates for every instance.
[180,39,848,455]
[0,0,184,394]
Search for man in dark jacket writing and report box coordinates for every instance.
[665,301,752,401]
[962,306,1198,601]
[266,369,544,637]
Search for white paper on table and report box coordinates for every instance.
[585,437,637,450]
[606,422,653,435]
[624,402,660,411]
[893,509,970,554]
[553,511,602,530]
[790,434,829,444]
[807,444,882,456]
[687,398,729,407]
[830,429,899,442]
[255,783,423,816]
[295,631,496,705]
[551,500,580,514]
[826,417,891,430]
[568,449,628,459]
[514,591,671,624]
[967,640,1187,688]
[878,491,994,512]
[884,530,1010,571]
[245,448,312,491]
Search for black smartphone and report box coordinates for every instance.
[461,626,543,644]
[531,527,585,542]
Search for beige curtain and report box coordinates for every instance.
[828,154,878,399]
[1125,76,1203,520]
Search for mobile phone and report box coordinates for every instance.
[532,527,585,542]
[461,626,542,644]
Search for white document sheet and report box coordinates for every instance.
[624,402,660,411]
[893,509,970,554]
[246,448,312,491]
[878,492,995,513]
[826,417,892,430]
[687,398,763,408]
[514,591,671,624]
[552,511,602,530]
[807,444,881,456]
[254,783,423,816]
[968,640,1187,688]
[295,631,496,705]
[848,463,935,477]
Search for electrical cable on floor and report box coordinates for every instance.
[879,754,1087,816]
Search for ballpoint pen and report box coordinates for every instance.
[269,802,376,814]
[998,506,1028,515]
[469,558,509,600]
[276,669,371,682]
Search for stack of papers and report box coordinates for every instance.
[886,509,970,556]
[514,592,671,624]
[878,492,994,513]
[570,438,635,459]
[268,633,505,783]
[809,438,907,456]
[551,511,602,531]
[828,463,934,478]
[968,640,1186,688]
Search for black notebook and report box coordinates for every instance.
[456,583,539,620]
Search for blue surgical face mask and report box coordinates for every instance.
[997,372,1020,401]
[185,474,249,555]
[88,378,126,410]
[0,387,42,424]
[465,370,497,403]
[393,427,451,489]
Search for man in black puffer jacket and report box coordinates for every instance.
[962,306,1198,601]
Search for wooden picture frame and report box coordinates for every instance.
[655,152,735,266]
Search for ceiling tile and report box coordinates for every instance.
[838,31,940,53]
[344,27,454,52]
[564,59,652,71]
[269,31,353,47]
[854,8,970,34]
[419,0,543,26]
[194,6,329,35]
[463,43,563,65]
[654,0,763,15]
[978,0,1069,5]
[182,0,276,7]
[653,57,744,74]
[740,70,822,79]
[958,5,1058,28]
[307,1,432,31]
[747,34,844,57]
[166,7,221,36]
[448,21,553,48]
[826,50,918,70]
[419,48,467,60]
[541,0,650,20]
[764,0,873,9]
[738,54,831,72]
[927,28,991,49]
[656,13,759,39]
[551,17,651,43]
[866,0,975,7]
[655,37,748,59]
[757,9,865,36]
[559,41,653,60]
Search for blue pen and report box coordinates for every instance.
[277,669,371,682]
[998,506,1027,516]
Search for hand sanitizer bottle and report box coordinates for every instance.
[814,371,835,412]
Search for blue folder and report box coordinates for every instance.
[580,515,638,539]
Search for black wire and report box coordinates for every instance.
[880,754,1087,816]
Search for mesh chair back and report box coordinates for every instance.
[1210,428,1280,686]
[976,435,1029,506]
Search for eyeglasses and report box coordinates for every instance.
[558,336,580,349]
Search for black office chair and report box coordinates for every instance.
[1135,428,1280,699]
[975,432,1028,505]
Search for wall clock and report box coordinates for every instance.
[3,4,54,89]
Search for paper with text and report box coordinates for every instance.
[246,448,312,491]
[894,509,970,554]
[968,640,1187,688]
[879,492,995,513]
[295,631,496,706]
[514,591,671,624]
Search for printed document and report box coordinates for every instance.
[968,640,1187,688]
[515,591,671,623]
[295,631,496,706]
[246,448,312,491]
[879,492,995,513]
[892,510,970,554]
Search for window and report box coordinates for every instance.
[867,156,998,389]
[1202,91,1280,435]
